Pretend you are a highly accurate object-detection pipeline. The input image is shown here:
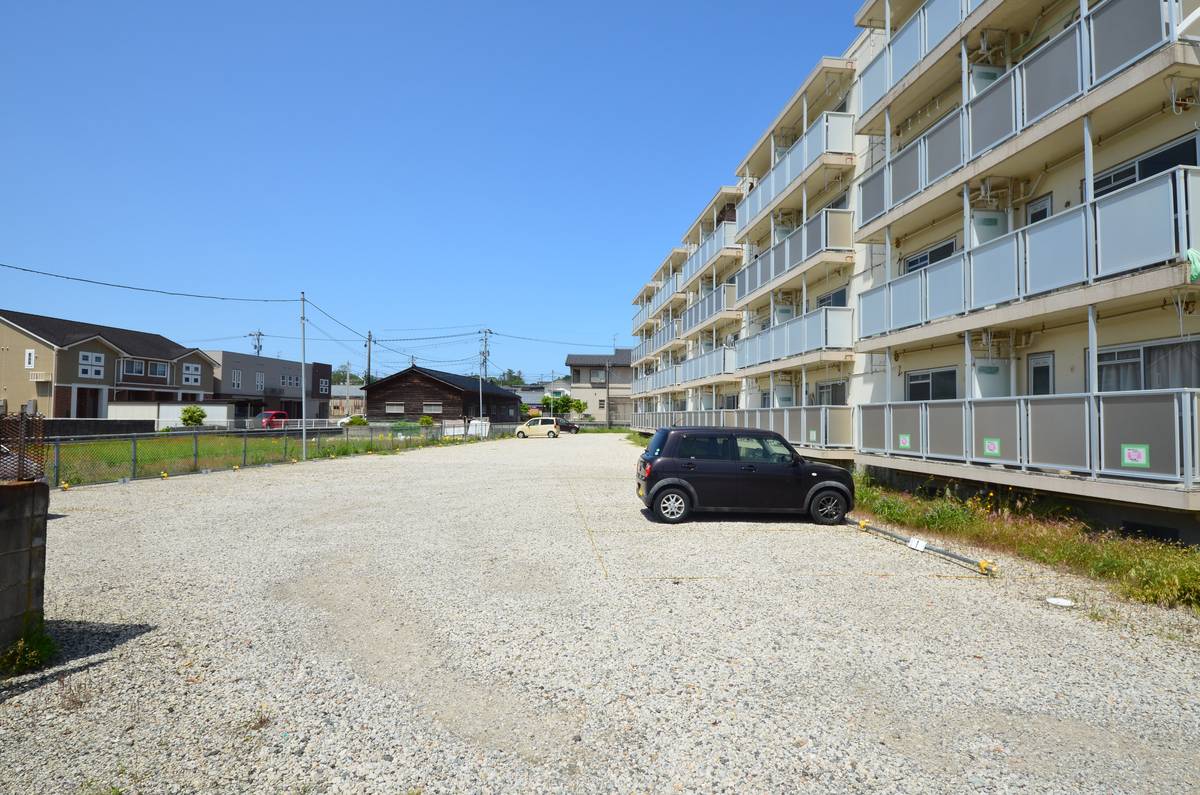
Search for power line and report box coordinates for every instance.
[375,330,480,342]
[304,298,367,340]
[381,323,486,332]
[492,331,614,349]
[0,261,298,303]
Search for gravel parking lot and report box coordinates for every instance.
[3,433,1199,793]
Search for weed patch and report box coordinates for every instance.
[0,620,57,678]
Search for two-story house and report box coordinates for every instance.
[0,308,216,418]
[206,351,333,420]
[565,349,632,425]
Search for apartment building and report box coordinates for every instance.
[0,308,216,418]
[206,351,333,420]
[633,0,1200,531]
[565,349,633,425]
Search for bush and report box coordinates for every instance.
[1,620,57,679]
[180,406,207,427]
[346,415,368,426]
[418,415,435,427]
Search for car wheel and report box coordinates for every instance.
[809,489,847,525]
[548,431,558,438]
[653,487,691,524]
[571,428,579,434]
[517,431,526,438]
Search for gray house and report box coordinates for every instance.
[206,351,333,420]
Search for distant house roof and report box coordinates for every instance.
[333,385,366,398]
[0,308,210,362]
[565,348,632,368]
[362,365,520,400]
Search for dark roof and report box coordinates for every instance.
[0,308,203,361]
[565,348,632,367]
[363,365,521,400]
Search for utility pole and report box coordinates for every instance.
[478,329,490,421]
[300,292,308,461]
[364,330,373,386]
[606,360,612,429]
[249,330,264,356]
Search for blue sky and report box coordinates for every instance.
[1,2,856,380]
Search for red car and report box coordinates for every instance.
[253,410,288,429]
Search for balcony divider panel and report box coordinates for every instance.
[804,310,826,350]
[860,405,887,451]
[1021,23,1083,125]
[889,270,925,329]
[970,399,1022,466]
[1025,205,1089,294]
[859,286,889,338]
[860,52,888,114]
[859,168,887,225]
[1099,391,1180,480]
[1094,172,1179,277]
[1089,0,1168,84]
[925,254,966,320]
[925,111,964,184]
[926,400,966,459]
[1027,395,1091,472]
[891,404,924,456]
[891,141,922,205]
[969,71,1018,158]
[801,407,824,445]
[827,407,854,446]
[969,233,1020,309]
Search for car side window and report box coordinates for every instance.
[675,434,730,460]
[761,437,794,464]
[734,436,769,461]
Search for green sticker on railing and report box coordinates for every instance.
[982,437,1001,457]
[1120,444,1150,469]
[897,433,912,450]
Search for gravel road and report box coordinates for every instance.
[2,433,1199,793]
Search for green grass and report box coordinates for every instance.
[853,472,1200,611]
[624,430,649,447]
[578,426,633,434]
[0,620,57,679]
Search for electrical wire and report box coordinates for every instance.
[305,298,367,340]
[492,331,614,349]
[0,261,298,303]
[375,331,480,342]
[381,323,486,332]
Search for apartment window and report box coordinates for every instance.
[122,359,145,376]
[255,371,265,391]
[903,239,956,274]
[598,399,606,409]
[905,368,957,401]
[149,361,168,378]
[319,378,330,395]
[1095,338,1200,391]
[78,351,104,379]
[590,368,606,383]
[719,394,739,410]
[385,402,404,414]
[182,362,202,386]
[423,402,443,414]
[1026,195,1052,226]
[231,369,242,389]
[815,287,848,309]
[815,380,848,406]
[23,349,35,369]
[1093,134,1198,199]
[572,368,581,382]
[1028,353,1054,395]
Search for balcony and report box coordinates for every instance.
[859,389,1200,487]
[632,338,651,364]
[27,371,51,382]
[647,320,681,356]
[734,209,855,304]
[679,347,736,384]
[681,222,739,288]
[858,0,1178,230]
[647,273,682,316]
[633,366,681,395]
[632,303,651,334]
[630,406,854,450]
[858,166,1197,341]
[681,284,737,334]
[736,112,855,236]
[735,307,854,370]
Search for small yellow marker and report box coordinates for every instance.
[290,458,298,464]
[232,465,239,471]
[978,559,996,576]
[161,471,169,479]
[61,482,71,491]
[858,519,868,530]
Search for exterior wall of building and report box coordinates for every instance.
[0,320,55,413]
[364,371,520,423]
[208,351,328,418]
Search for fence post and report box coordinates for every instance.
[283,431,289,461]
[193,431,199,470]
[242,430,248,467]
[53,439,61,487]
[131,435,138,480]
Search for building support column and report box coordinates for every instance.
[964,332,974,459]
[1083,114,1096,283]
[1088,304,1100,478]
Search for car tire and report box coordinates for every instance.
[516,431,526,438]
[548,431,558,438]
[653,487,691,524]
[571,428,579,434]
[809,489,848,525]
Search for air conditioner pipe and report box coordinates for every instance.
[848,517,998,576]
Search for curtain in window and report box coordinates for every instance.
[1098,361,1140,391]
[1144,341,1200,389]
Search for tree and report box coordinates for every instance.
[489,368,524,387]
[332,362,365,386]
[542,394,586,416]
[180,405,207,427]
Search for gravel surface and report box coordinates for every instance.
[2,434,1199,793]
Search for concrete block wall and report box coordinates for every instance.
[0,481,48,649]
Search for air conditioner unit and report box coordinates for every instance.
[969,64,1005,98]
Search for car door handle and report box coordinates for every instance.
[740,464,756,472]
[682,462,696,470]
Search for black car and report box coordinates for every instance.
[635,427,854,525]
[555,418,580,434]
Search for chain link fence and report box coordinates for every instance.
[47,422,522,487]
[0,411,47,481]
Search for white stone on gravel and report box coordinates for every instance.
[1,435,1198,793]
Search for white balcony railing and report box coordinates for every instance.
[859,0,1178,227]
[632,303,651,332]
[633,366,681,395]
[736,307,854,370]
[735,208,855,301]
[28,371,51,382]
[859,166,1198,339]
[858,389,1200,486]
[630,405,855,450]
[736,113,855,232]
[682,222,738,285]
[679,347,736,384]
[647,273,682,315]
[681,284,736,333]
[647,320,680,354]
